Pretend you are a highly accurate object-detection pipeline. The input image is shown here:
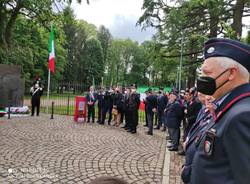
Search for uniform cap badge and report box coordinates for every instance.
[207,47,215,54]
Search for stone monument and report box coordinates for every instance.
[0,64,25,107]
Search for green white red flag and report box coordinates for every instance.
[48,25,55,73]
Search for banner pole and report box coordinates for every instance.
[46,70,51,113]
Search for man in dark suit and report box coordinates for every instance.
[86,86,97,123]
[145,88,157,135]
[101,89,113,125]
[97,88,105,123]
[181,94,215,183]
[192,38,250,184]
[127,84,140,134]
[165,92,184,151]
[155,87,168,130]
[179,87,202,155]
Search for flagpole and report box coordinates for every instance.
[46,70,51,113]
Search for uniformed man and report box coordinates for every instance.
[181,94,215,183]
[101,89,114,125]
[165,91,184,151]
[192,38,250,184]
[97,88,105,123]
[121,87,130,129]
[145,88,157,135]
[127,84,140,134]
[30,83,43,116]
[155,87,168,130]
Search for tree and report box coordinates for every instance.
[138,0,250,87]
[83,37,104,87]
[97,25,112,65]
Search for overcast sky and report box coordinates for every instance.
[71,0,250,43]
[71,0,155,43]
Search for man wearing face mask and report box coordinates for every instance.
[192,38,250,184]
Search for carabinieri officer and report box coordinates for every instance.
[192,38,250,184]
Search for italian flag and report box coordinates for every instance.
[48,25,55,73]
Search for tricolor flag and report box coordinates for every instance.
[48,25,55,73]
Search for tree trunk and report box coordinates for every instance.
[187,39,196,88]
[4,0,23,49]
[208,9,219,38]
[231,0,246,39]
[0,2,6,49]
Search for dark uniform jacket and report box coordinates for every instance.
[186,98,202,129]
[191,83,250,184]
[146,95,157,115]
[157,94,168,112]
[165,100,183,129]
[113,92,124,113]
[128,93,140,111]
[181,107,213,183]
[104,91,113,108]
[97,92,105,107]
[30,86,43,101]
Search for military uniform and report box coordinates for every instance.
[181,107,213,183]
[97,90,105,123]
[192,38,250,184]
[101,90,113,125]
[192,84,250,184]
[30,84,43,116]
[127,87,140,134]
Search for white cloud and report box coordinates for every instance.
[71,0,155,43]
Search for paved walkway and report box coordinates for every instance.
[0,114,183,184]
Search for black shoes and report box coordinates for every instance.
[146,131,153,135]
[167,144,174,148]
[168,147,178,151]
[131,130,136,134]
[178,150,185,155]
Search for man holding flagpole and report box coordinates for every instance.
[47,25,55,113]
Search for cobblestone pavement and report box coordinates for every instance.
[169,152,184,184]
[0,114,174,184]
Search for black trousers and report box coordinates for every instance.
[97,105,103,122]
[128,110,138,132]
[87,105,95,122]
[145,111,148,126]
[101,106,112,124]
[147,113,154,134]
[120,111,124,124]
[157,110,164,128]
[31,99,40,116]
[169,127,180,148]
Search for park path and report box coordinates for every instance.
[0,114,183,184]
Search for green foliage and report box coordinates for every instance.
[138,0,250,87]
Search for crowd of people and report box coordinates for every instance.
[86,84,140,134]
[86,38,250,184]
[86,81,206,154]
[28,37,250,184]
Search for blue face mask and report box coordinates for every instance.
[197,69,230,95]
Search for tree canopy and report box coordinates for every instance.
[0,0,249,91]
